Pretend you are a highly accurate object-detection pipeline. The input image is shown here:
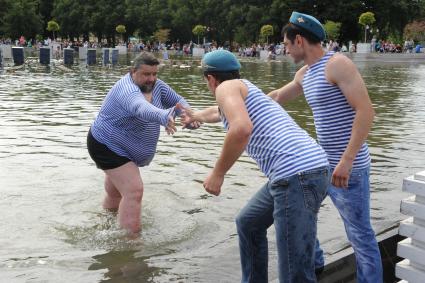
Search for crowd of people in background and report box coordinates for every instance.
[0,34,423,60]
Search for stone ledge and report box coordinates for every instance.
[400,197,425,220]
[397,238,425,266]
[399,218,425,240]
[415,171,425,182]
[396,259,425,283]
[403,176,425,196]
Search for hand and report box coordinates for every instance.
[165,115,177,135]
[184,121,202,130]
[203,171,224,196]
[177,103,202,129]
[332,159,353,188]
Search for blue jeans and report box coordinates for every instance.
[236,166,330,283]
[314,166,383,283]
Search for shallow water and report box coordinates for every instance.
[1,55,424,282]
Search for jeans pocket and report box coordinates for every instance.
[302,184,322,213]
[299,171,328,213]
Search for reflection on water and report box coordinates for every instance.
[0,55,424,282]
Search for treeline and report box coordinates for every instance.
[0,0,424,45]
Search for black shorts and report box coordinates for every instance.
[87,129,131,170]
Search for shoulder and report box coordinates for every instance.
[325,53,359,83]
[216,79,248,99]
[294,65,308,85]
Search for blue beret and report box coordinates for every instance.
[289,11,326,41]
[202,50,241,72]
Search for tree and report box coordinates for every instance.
[324,21,341,41]
[116,24,126,42]
[2,0,43,40]
[260,25,273,44]
[404,21,425,42]
[192,25,206,44]
[47,20,60,40]
[359,12,376,42]
[154,28,171,43]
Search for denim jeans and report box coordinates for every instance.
[236,166,330,283]
[314,166,383,283]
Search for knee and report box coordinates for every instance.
[235,212,250,232]
[126,186,144,202]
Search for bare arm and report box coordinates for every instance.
[267,65,307,104]
[213,81,252,176]
[203,80,253,196]
[326,54,375,187]
[192,106,221,123]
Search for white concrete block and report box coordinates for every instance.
[397,238,425,266]
[396,259,425,283]
[192,47,205,57]
[415,171,425,182]
[399,218,425,241]
[79,46,87,60]
[116,45,127,55]
[403,176,425,197]
[0,44,12,59]
[401,197,425,220]
[356,43,372,53]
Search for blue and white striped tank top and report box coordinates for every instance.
[302,52,370,169]
[221,79,329,183]
[91,74,189,167]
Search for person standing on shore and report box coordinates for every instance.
[268,12,382,283]
[181,50,330,282]
[87,52,196,235]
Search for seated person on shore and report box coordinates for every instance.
[87,52,198,236]
[180,50,330,283]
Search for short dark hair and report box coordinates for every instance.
[281,23,321,44]
[133,52,160,69]
[203,70,240,83]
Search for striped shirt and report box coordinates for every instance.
[302,51,370,169]
[91,73,189,167]
[221,79,329,183]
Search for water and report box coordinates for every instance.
[1,55,425,282]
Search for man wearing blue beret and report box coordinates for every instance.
[181,49,331,282]
[268,11,382,283]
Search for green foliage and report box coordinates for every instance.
[387,32,403,45]
[0,0,424,46]
[260,25,273,37]
[47,20,60,40]
[192,24,206,44]
[47,20,60,32]
[324,21,341,41]
[359,12,376,27]
[116,24,126,34]
[192,25,207,37]
[260,25,273,44]
[404,20,425,42]
[2,0,43,39]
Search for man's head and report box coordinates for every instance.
[281,12,325,63]
[202,50,241,93]
[131,52,160,93]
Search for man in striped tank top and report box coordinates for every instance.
[87,52,197,235]
[268,12,382,283]
[180,50,330,282]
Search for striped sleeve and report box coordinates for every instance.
[122,90,174,126]
[157,80,190,116]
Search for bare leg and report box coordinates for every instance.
[103,174,122,212]
[104,162,144,234]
